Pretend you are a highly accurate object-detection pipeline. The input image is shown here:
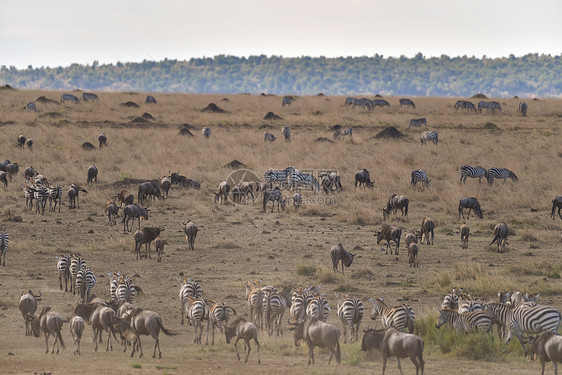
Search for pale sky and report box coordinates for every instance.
[1,0,561,69]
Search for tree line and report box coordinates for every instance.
[1,53,561,97]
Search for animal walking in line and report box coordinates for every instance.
[184,220,198,251]
[460,223,470,249]
[225,317,261,364]
[408,243,419,267]
[28,306,65,354]
[490,222,509,253]
[420,217,435,245]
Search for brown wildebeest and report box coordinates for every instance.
[329,243,355,274]
[460,223,470,249]
[290,318,341,365]
[115,189,134,207]
[490,222,509,253]
[29,306,65,354]
[408,243,419,267]
[125,307,176,358]
[69,315,85,355]
[133,227,163,259]
[225,317,261,364]
[184,220,198,250]
[528,331,562,375]
[420,217,436,245]
[376,225,402,255]
[74,302,117,352]
[19,290,42,335]
[551,195,562,220]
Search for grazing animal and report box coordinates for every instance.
[399,98,416,109]
[420,131,438,145]
[551,196,562,220]
[478,101,499,113]
[61,93,80,103]
[320,171,342,193]
[292,318,341,365]
[490,222,509,253]
[330,243,355,274]
[18,134,26,147]
[289,169,320,192]
[24,102,37,112]
[145,95,157,104]
[333,126,353,139]
[485,167,518,185]
[29,306,65,354]
[184,220,198,251]
[409,118,427,127]
[154,236,167,262]
[0,171,7,188]
[86,164,98,184]
[264,132,277,142]
[105,200,120,225]
[370,298,415,333]
[264,166,294,187]
[404,230,418,248]
[69,315,85,355]
[335,294,364,343]
[24,166,36,180]
[528,331,562,375]
[179,277,203,325]
[214,181,230,204]
[0,231,9,266]
[372,99,391,108]
[408,243,419,267]
[137,181,162,203]
[202,127,211,139]
[5,163,18,181]
[460,165,487,184]
[125,307,176,358]
[98,133,107,147]
[170,172,200,189]
[121,204,149,232]
[292,192,302,209]
[518,102,528,116]
[460,224,470,249]
[355,169,374,188]
[68,183,87,209]
[225,317,260,364]
[383,194,409,221]
[376,225,402,255]
[115,189,134,207]
[411,170,430,190]
[282,126,291,141]
[133,227,163,259]
[160,176,171,198]
[458,197,483,219]
[82,92,99,101]
[420,217,435,245]
[454,100,476,111]
[362,328,425,375]
[350,98,372,110]
[262,188,286,212]
[436,309,494,335]
[19,290,42,336]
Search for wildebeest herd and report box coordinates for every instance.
[4,92,562,374]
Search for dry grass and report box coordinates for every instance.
[0,90,560,374]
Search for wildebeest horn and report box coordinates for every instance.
[32,291,42,299]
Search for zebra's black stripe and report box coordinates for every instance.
[0,232,9,266]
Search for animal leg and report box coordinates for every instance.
[245,340,251,363]
[234,337,241,361]
[44,333,50,354]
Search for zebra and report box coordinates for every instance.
[478,101,491,113]
[208,301,236,344]
[180,278,203,325]
[454,100,476,111]
[33,184,49,215]
[48,185,62,212]
[264,166,294,187]
[369,298,415,333]
[69,254,86,295]
[262,290,286,336]
[56,255,71,291]
[336,294,364,343]
[505,304,562,356]
[24,102,37,112]
[202,127,211,139]
[409,118,427,127]
[372,99,391,108]
[289,170,320,192]
[518,102,528,116]
[61,93,80,103]
[459,165,487,184]
[305,294,330,322]
[436,309,494,335]
[75,268,96,303]
[246,282,264,329]
[411,170,430,189]
[115,275,139,303]
[289,288,308,322]
[24,184,35,210]
[281,126,291,142]
[490,101,502,113]
[440,289,459,310]
[187,296,210,344]
[399,98,416,109]
[82,92,99,101]
[262,188,286,212]
[344,97,355,107]
[282,96,293,106]
[0,231,9,266]
[420,131,438,145]
[458,298,484,313]
[485,168,518,185]
[551,196,562,220]
[333,126,353,139]
[352,98,372,110]
[484,302,513,339]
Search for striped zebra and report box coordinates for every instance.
[490,101,502,112]
[109,273,120,302]
[76,268,96,303]
[33,184,49,215]
[289,288,308,322]
[115,275,138,303]
[264,132,277,142]
[0,231,9,266]
[187,296,210,344]
[460,165,487,184]
[369,298,415,333]
[420,131,438,145]
[372,99,391,108]
[436,309,494,335]
[484,302,513,339]
[478,101,491,113]
[411,170,430,189]
[264,166,294,187]
[505,304,562,356]
[336,294,364,343]
[458,296,484,313]
[281,126,291,142]
[289,170,320,192]
[56,255,71,291]
[485,167,518,185]
[344,97,355,107]
[454,100,476,111]
[179,277,203,325]
[333,126,353,139]
[263,290,286,336]
[440,290,459,310]
[409,118,427,127]
[518,102,528,116]
[352,98,372,110]
[82,92,99,101]
[69,254,86,295]
[246,282,264,329]
[202,127,211,139]
[61,93,80,103]
[48,185,62,212]
[24,184,35,210]
[306,294,330,322]
[399,98,416,109]
[208,300,236,344]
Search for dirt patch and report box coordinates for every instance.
[201,103,228,113]
[36,96,59,104]
[224,160,245,169]
[314,137,334,143]
[472,93,488,99]
[374,126,404,139]
[264,112,282,120]
[121,101,139,108]
[129,117,149,123]
[312,111,323,115]
[40,112,64,119]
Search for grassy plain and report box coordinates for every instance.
[0,89,561,374]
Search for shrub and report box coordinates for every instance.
[295,264,316,276]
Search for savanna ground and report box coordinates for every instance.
[0,89,561,374]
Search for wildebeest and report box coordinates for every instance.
[18,134,26,147]
[122,204,149,232]
[6,162,19,181]
[170,172,200,189]
[282,126,291,141]
[124,307,176,358]
[225,317,260,364]
[460,223,470,249]
[61,93,80,103]
[68,183,87,209]
[134,227,163,259]
[320,172,342,193]
[24,102,37,112]
[409,118,427,127]
[27,139,33,149]
[376,225,402,255]
[214,181,230,204]
[361,328,425,375]
[86,164,98,185]
[490,222,509,253]
[69,315,85,355]
[154,236,167,262]
[145,95,157,104]
[330,243,355,274]
[0,171,7,188]
[98,133,107,147]
[292,192,303,210]
[420,217,435,245]
[262,188,286,212]
[160,176,171,198]
[551,196,562,220]
[291,318,341,365]
[458,197,483,219]
[138,181,162,204]
[74,302,117,352]
[105,200,120,225]
[184,220,198,251]
[282,96,293,106]
[82,92,99,101]
[19,290,42,336]
[404,230,419,248]
[115,189,134,207]
[264,132,277,142]
[24,166,36,180]
[528,331,562,375]
[355,169,374,188]
[383,194,409,221]
[408,243,419,267]
[28,306,65,354]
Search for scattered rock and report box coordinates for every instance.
[121,101,139,108]
[201,103,228,113]
[81,142,96,150]
[263,112,282,120]
[471,93,488,99]
[374,126,404,139]
[141,112,155,121]
[223,160,245,169]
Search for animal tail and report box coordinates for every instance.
[158,318,177,336]
[404,202,409,216]
[489,233,499,246]
[57,328,65,350]
[335,340,341,364]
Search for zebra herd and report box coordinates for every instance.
[344,97,392,110]
[460,165,518,185]
[56,253,96,303]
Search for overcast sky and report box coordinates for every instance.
[1,0,561,69]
